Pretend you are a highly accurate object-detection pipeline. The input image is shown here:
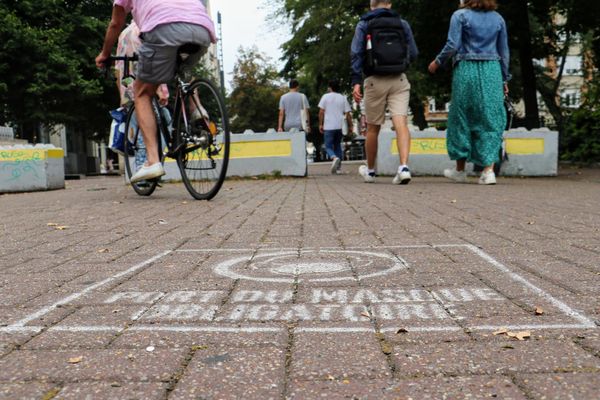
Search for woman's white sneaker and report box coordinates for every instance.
[393,167,412,185]
[331,157,341,174]
[358,165,375,183]
[130,163,165,184]
[444,168,467,183]
[478,170,497,185]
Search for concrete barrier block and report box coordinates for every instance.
[376,129,558,177]
[160,131,307,181]
[0,145,65,193]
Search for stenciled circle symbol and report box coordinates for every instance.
[212,250,407,283]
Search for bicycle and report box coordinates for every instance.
[107,47,230,200]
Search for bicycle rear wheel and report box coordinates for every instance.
[123,105,159,196]
[175,79,230,200]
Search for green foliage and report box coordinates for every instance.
[561,82,600,163]
[228,47,284,133]
[0,0,117,141]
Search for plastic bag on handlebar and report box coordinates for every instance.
[109,108,127,155]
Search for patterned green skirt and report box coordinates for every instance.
[447,60,506,167]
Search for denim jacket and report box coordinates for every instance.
[435,9,511,82]
[351,8,419,86]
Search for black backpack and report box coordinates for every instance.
[365,16,410,76]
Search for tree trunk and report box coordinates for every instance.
[514,1,540,129]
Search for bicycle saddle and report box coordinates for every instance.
[178,43,202,61]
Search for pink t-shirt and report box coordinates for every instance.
[114,0,216,42]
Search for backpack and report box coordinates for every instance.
[365,16,410,76]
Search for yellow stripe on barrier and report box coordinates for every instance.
[47,149,65,159]
[391,137,545,156]
[0,149,64,162]
[166,140,293,162]
[391,138,448,155]
[230,140,292,159]
[505,138,545,155]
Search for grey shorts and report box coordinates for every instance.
[137,23,211,84]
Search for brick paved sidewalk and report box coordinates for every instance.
[0,165,599,399]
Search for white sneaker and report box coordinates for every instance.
[393,167,412,185]
[358,165,375,183]
[331,158,341,174]
[130,162,165,184]
[479,170,497,185]
[444,168,467,183]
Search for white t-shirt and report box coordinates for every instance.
[318,92,351,131]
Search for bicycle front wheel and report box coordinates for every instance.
[123,105,158,196]
[175,79,230,200]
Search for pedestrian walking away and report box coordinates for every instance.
[278,80,311,133]
[351,0,419,185]
[96,0,216,184]
[429,0,511,185]
[318,80,354,174]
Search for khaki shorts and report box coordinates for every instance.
[137,23,211,84]
[364,74,411,125]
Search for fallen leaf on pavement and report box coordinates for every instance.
[68,356,83,364]
[535,307,544,315]
[342,379,350,384]
[381,343,393,355]
[56,226,69,231]
[493,328,509,336]
[516,331,531,341]
[327,374,335,381]
[97,248,109,253]
[360,311,370,318]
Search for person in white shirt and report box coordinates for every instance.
[318,80,353,174]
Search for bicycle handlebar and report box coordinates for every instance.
[106,54,139,63]
[101,54,139,80]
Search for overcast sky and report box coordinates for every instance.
[209,0,289,89]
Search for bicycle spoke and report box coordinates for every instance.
[176,79,230,200]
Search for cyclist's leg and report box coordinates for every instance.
[133,80,161,166]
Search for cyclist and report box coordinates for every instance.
[96,0,217,183]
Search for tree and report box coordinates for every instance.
[0,0,117,142]
[228,47,285,133]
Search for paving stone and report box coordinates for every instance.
[287,376,527,400]
[56,305,148,327]
[0,382,56,400]
[290,330,391,381]
[517,373,600,399]
[110,325,288,350]
[169,346,285,399]
[54,382,167,400]
[0,349,186,382]
[22,330,118,350]
[391,340,600,377]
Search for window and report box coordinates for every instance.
[428,98,436,113]
[563,56,582,76]
[561,89,581,108]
